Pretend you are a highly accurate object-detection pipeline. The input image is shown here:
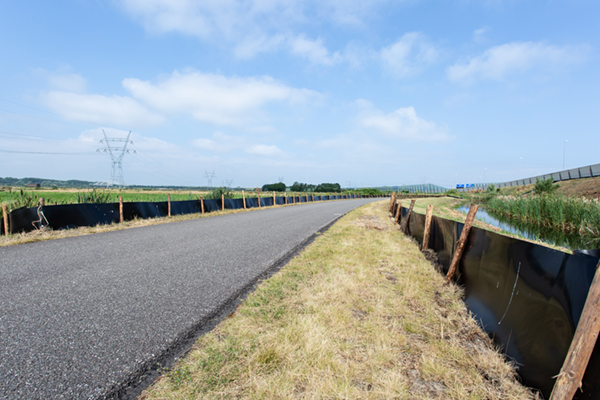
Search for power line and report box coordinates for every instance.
[0,149,100,155]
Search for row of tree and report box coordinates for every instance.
[261,182,342,193]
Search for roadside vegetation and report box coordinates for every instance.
[140,201,535,399]
[457,178,600,249]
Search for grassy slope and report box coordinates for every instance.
[498,176,600,199]
[140,201,536,400]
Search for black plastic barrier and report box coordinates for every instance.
[1,194,382,235]
[400,207,600,398]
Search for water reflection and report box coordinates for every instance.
[457,206,599,251]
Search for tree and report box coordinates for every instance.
[261,182,287,192]
[315,183,341,193]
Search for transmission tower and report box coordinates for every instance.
[224,179,233,188]
[204,170,216,187]
[278,176,284,183]
[97,130,135,187]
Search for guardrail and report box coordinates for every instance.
[459,162,600,192]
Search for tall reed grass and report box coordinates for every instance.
[486,195,600,246]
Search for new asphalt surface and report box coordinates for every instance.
[0,198,379,399]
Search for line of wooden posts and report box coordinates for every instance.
[388,192,600,400]
[2,192,382,235]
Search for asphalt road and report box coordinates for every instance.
[0,198,379,399]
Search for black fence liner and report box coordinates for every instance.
[1,193,376,235]
[400,207,600,398]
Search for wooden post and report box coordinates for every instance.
[257,191,261,208]
[119,196,124,223]
[389,192,397,212]
[445,204,479,284]
[422,205,434,250]
[167,193,171,217]
[306,193,308,203]
[2,204,9,235]
[273,191,276,206]
[200,195,205,214]
[395,202,401,223]
[293,193,295,203]
[221,193,225,210]
[242,190,246,209]
[312,194,314,202]
[550,260,600,400]
[401,200,416,233]
[285,193,288,204]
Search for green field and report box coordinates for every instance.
[0,187,368,211]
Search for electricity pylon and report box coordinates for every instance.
[204,170,216,187]
[97,130,135,187]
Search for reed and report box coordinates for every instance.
[486,195,600,246]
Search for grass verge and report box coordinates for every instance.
[140,200,536,400]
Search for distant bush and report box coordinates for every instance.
[534,178,559,195]
[445,189,458,196]
[205,187,234,199]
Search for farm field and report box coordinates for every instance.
[0,187,353,211]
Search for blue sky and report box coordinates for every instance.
[1,0,598,188]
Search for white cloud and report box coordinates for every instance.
[289,35,342,65]
[472,26,490,44]
[34,68,87,92]
[118,0,396,63]
[448,41,591,83]
[380,32,438,77]
[233,34,287,59]
[357,100,449,142]
[40,91,163,127]
[192,132,245,152]
[123,69,318,126]
[119,0,394,40]
[245,144,284,157]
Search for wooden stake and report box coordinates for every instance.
[242,190,246,209]
[445,204,478,284]
[168,193,171,217]
[273,191,276,206]
[390,191,397,212]
[395,202,401,223]
[119,196,124,223]
[306,193,308,203]
[221,193,225,210]
[200,195,205,214]
[550,260,600,400]
[285,193,288,204]
[257,190,261,208]
[2,204,9,235]
[312,194,314,202]
[401,199,416,233]
[422,205,434,250]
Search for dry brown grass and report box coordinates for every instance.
[140,201,537,400]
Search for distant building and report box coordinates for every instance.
[27,183,41,188]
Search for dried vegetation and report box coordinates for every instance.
[140,201,537,400]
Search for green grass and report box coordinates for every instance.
[0,188,356,211]
[485,195,600,247]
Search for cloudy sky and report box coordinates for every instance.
[1,1,598,188]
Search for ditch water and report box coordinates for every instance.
[457,205,599,252]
